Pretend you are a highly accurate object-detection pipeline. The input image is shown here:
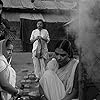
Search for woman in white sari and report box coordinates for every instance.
[0,39,23,100]
[40,58,66,100]
[39,41,79,100]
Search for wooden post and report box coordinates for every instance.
[78,47,85,100]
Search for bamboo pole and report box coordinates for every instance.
[78,47,85,100]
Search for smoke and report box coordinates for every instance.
[69,0,100,81]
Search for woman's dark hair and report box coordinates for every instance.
[5,39,12,47]
[55,40,73,58]
[0,0,3,6]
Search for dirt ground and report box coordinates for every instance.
[11,52,34,87]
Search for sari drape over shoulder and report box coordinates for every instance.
[0,55,16,100]
[57,58,79,94]
[40,58,79,100]
[40,70,66,100]
[0,39,16,100]
[40,58,65,100]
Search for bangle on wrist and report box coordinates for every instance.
[14,89,19,96]
[41,94,45,98]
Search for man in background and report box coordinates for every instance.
[30,19,50,78]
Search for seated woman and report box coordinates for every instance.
[39,40,79,100]
[40,57,66,100]
[0,39,24,100]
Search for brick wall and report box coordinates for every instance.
[9,21,23,52]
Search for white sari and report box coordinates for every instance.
[0,39,16,100]
[57,58,79,94]
[0,55,16,100]
[40,58,65,100]
[40,58,79,100]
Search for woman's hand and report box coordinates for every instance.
[41,38,48,42]
[41,95,48,100]
[16,89,25,96]
[39,85,48,100]
[37,36,42,40]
